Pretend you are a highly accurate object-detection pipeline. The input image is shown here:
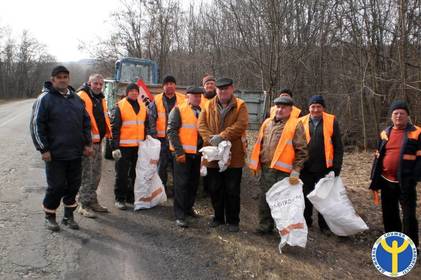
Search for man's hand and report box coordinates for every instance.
[41,151,52,162]
[112,149,122,160]
[289,170,300,185]
[209,135,223,146]
[83,146,94,157]
[176,154,186,163]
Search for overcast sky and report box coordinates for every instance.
[1,0,205,62]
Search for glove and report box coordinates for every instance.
[372,190,380,206]
[289,170,300,185]
[112,149,122,160]
[83,146,94,157]
[209,135,223,146]
[176,154,186,163]
[41,151,52,162]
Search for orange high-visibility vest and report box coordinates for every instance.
[78,90,111,143]
[299,112,335,168]
[155,92,185,138]
[118,98,147,147]
[270,105,301,119]
[200,97,211,111]
[172,102,200,154]
[249,117,300,173]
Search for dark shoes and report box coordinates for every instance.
[255,226,273,235]
[62,218,80,230]
[209,220,223,228]
[176,219,189,228]
[115,201,127,210]
[45,217,60,232]
[228,224,240,232]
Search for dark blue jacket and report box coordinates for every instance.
[30,81,92,160]
[369,123,421,190]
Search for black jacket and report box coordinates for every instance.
[369,123,421,190]
[303,117,343,175]
[30,81,92,160]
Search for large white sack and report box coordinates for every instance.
[199,140,232,174]
[307,172,368,236]
[266,178,307,253]
[134,136,167,210]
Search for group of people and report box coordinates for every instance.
[30,65,420,252]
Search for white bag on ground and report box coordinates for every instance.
[134,136,167,210]
[307,172,368,236]
[266,178,307,253]
[199,140,232,175]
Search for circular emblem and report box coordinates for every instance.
[372,232,417,277]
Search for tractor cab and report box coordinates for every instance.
[103,57,159,112]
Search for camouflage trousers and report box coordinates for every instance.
[78,143,102,207]
[258,165,289,230]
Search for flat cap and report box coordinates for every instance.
[51,65,69,77]
[274,96,294,106]
[186,86,204,94]
[215,78,233,88]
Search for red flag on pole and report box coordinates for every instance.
[136,79,154,106]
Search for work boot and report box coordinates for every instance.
[45,214,60,232]
[62,207,79,230]
[255,225,273,235]
[90,202,109,213]
[228,224,240,233]
[78,205,97,218]
[209,219,223,228]
[175,219,189,228]
[115,201,127,210]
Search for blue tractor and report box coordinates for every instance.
[103,57,159,159]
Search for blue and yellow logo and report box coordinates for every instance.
[372,232,417,277]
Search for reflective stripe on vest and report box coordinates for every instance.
[78,90,111,143]
[118,98,147,147]
[299,112,335,168]
[155,92,185,138]
[174,102,199,154]
[249,117,299,173]
[270,105,301,119]
[270,118,300,173]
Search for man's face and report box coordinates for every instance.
[216,85,234,104]
[309,104,324,118]
[391,109,409,128]
[89,79,104,94]
[127,89,139,100]
[275,104,292,120]
[188,93,202,107]
[163,82,176,96]
[204,80,216,93]
[51,73,69,91]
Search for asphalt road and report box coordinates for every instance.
[0,99,230,280]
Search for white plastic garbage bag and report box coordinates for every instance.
[307,172,368,236]
[134,136,167,210]
[266,178,307,253]
[199,140,232,175]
